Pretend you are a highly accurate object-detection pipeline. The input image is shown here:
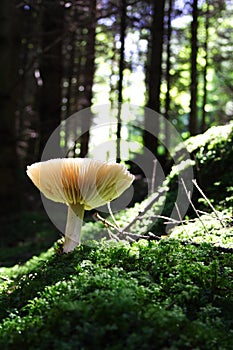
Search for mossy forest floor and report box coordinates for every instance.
[0,123,233,349]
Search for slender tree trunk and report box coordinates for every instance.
[116,0,127,163]
[189,0,199,135]
[0,1,20,216]
[144,0,165,157]
[201,0,209,133]
[17,6,40,168]
[79,0,97,158]
[165,0,173,160]
[38,1,64,159]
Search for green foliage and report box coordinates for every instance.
[0,239,232,349]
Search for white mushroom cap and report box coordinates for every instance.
[26,158,135,210]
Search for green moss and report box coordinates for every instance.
[170,210,233,249]
[127,122,233,235]
[0,239,232,349]
[1,123,233,349]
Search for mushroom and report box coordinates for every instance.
[26,158,134,253]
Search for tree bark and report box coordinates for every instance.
[0,0,20,216]
[201,0,209,133]
[189,0,199,135]
[79,0,97,158]
[116,0,127,163]
[165,0,173,160]
[38,1,64,158]
[144,0,165,157]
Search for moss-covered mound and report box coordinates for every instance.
[0,240,233,350]
[1,123,233,349]
[183,123,233,208]
[122,122,233,236]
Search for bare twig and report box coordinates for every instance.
[107,202,119,228]
[175,203,183,223]
[94,212,161,242]
[150,159,157,195]
[122,190,166,232]
[94,212,119,231]
[192,179,225,228]
[181,178,209,234]
[174,202,191,239]
[107,228,121,241]
[139,214,179,223]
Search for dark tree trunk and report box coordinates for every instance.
[201,0,209,133]
[116,0,127,163]
[38,1,64,158]
[0,0,20,216]
[144,0,165,157]
[165,0,173,160]
[189,0,199,135]
[79,0,97,158]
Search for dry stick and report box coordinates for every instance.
[107,228,121,241]
[197,209,232,224]
[94,212,118,231]
[148,159,159,226]
[150,159,158,195]
[121,159,159,233]
[192,179,226,228]
[189,208,230,225]
[175,202,183,223]
[175,202,189,235]
[148,215,202,225]
[181,178,209,235]
[122,191,162,232]
[95,212,161,241]
[107,202,119,228]
[139,214,179,223]
[197,209,216,216]
[139,214,196,225]
[94,211,233,252]
[94,213,121,241]
[94,212,233,251]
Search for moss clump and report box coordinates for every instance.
[174,123,233,209]
[0,239,233,349]
[170,209,233,249]
[1,123,233,349]
[127,123,233,235]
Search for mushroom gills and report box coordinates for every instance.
[63,203,85,253]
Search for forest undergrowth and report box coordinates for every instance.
[0,123,233,349]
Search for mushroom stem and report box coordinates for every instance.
[63,203,85,253]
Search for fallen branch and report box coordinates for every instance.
[94,212,161,242]
[122,189,166,232]
[181,178,209,234]
[192,179,226,228]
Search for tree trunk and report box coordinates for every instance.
[144,0,165,157]
[165,0,173,160]
[0,1,20,216]
[79,1,97,158]
[116,0,127,163]
[38,1,64,159]
[201,0,209,133]
[189,0,199,135]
